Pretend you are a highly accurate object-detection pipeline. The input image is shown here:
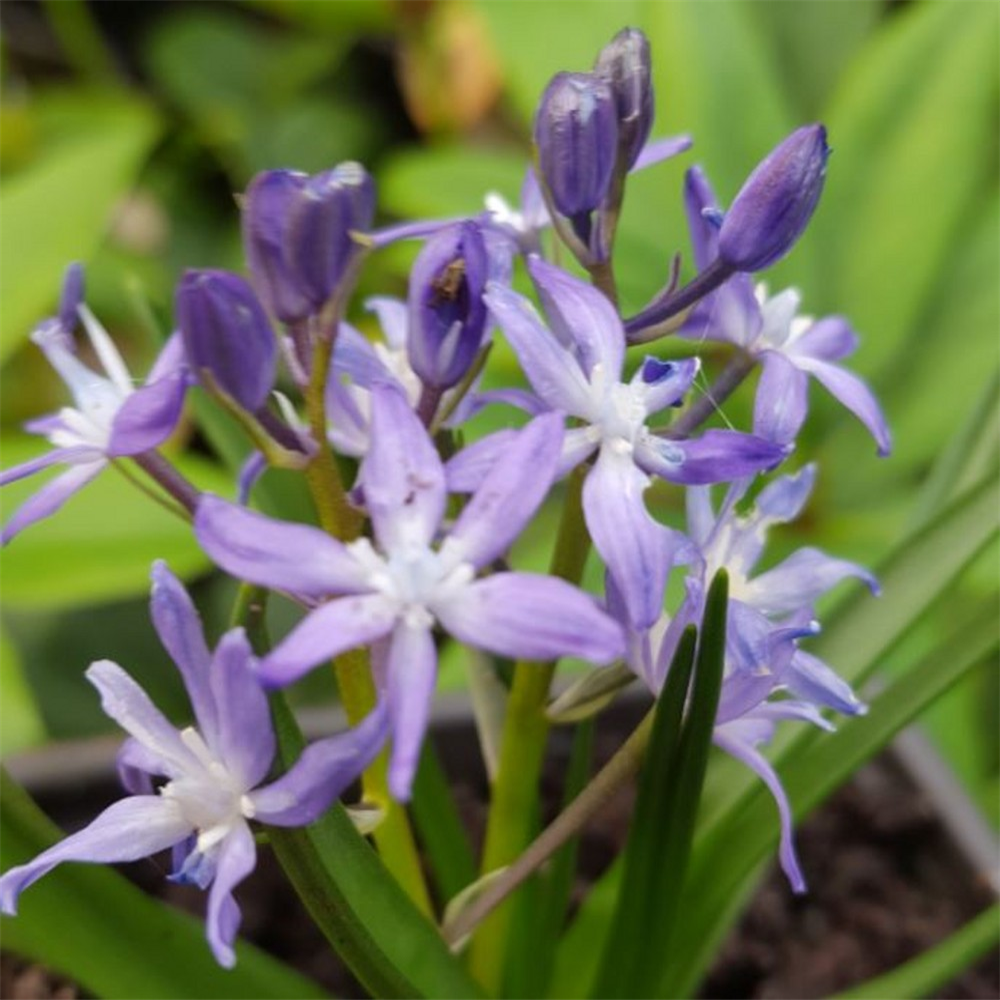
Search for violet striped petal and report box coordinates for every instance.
[794,356,892,457]
[753,351,809,446]
[558,425,602,477]
[150,561,218,747]
[756,463,816,523]
[259,594,398,688]
[210,629,274,789]
[484,282,594,416]
[528,257,625,379]
[366,296,409,351]
[251,704,389,826]
[1,460,105,545]
[583,447,675,629]
[0,796,192,915]
[790,315,858,362]
[683,166,721,273]
[195,496,369,598]
[632,356,699,417]
[364,383,446,551]
[205,822,256,969]
[435,573,624,664]
[632,134,693,172]
[116,738,164,794]
[146,332,189,385]
[636,429,788,486]
[786,650,866,717]
[331,322,393,390]
[0,446,99,486]
[449,413,563,567]
[445,429,517,493]
[386,623,438,801]
[107,371,188,456]
[744,546,878,614]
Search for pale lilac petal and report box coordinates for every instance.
[631,356,699,417]
[794,357,892,457]
[753,351,809,446]
[483,282,593,416]
[449,413,563,567]
[259,595,398,687]
[435,573,624,664]
[714,726,806,892]
[445,429,517,493]
[633,134,693,172]
[0,446,99,486]
[210,630,274,788]
[0,796,192,915]
[557,425,601,477]
[107,371,187,456]
[650,578,703,693]
[751,699,835,732]
[520,168,548,232]
[679,274,761,349]
[583,448,676,629]
[116,738,161,794]
[251,704,389,825]
[685,486,715,548]
[786,650,867,717]
[755,463,816,523]
[146,331,188,384]
[636,429,788,486]
[332,322,393,388]
[236,451,267,505]
[86,660,197,775]
[365,297,409,351]
[23,413,67,436]
[364,383,446,551]
[195,496,369,597]
[528,257,625,378]
[205,822,256,969]
[744,546,878,613]
[471,387,548,416]
[790,315,858,362]
[150,561,218,746]
[1,460,105,545]
[683,165,721,273]
[386,623,438,801]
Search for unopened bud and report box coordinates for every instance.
[594,27,653,171]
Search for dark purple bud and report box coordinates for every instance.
[718,124,830,272]
[594,27,654,170]
[242,170,313,323]
[58,263,85,331]
[534,72,618,220]
[407,222,489,390]
[176,270,277,411]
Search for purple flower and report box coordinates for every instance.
[196,384,623,800]
[681,168,891,456]
[451,259,787,628]
[0,562,387,967]
[594,27,654,172]
[0,266,188,544]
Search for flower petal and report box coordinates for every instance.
[484,282,594,416]
[195,495,369,598]
[150,561,218,746]
[260,595,398,687]
[744,546,879,614]
[786,649,868,717]
[0,446,100,487]
[753,351,809,446]
[1,460,105,545]
[636,429,788,486]
[364,383,446,551]
[251,703,389,825]
[386,623,438,801]
[632,134,693,172]
[631,356,699,417]
[445,429,517,494]
[366,296,409,351]
[107,371,187,456]
[205,822,256,969]
[583,447,676,629]
[789,315,858,362]
[435,573,624,664]
[0,796,192,915]
[332,321,394,388]
[528,257,625,379]
[449,413,564,567]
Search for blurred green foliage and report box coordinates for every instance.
[0,0,996,826]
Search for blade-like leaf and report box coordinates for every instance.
[0,628,46,757]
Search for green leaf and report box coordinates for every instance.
[0,94,160,363]
[1,439,229,610]
[813,1,999,378]
[0,770,326,1000]
[833,902,1000,1000]
[266,696,484,1000]
[0,627,46,757]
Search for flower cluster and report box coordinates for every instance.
[0,25,888,966]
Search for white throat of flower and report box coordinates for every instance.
[586,362,652,458]
[754,283,813,353]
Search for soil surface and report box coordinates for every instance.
[3,707,997,999]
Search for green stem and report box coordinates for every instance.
[469,466,591,988]
[110,460,189,521]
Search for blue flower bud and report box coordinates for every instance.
[242,163,375,323]
[534,72,618,221]
[58,262,85,332]
[718,124,830,272]
[407,222,489,390]
[594,27,654,171]
[177,270,277,411]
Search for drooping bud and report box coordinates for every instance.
[718,124,830,272]
[594,27,653,171]
[407,222,489,390]
[177,270,277,411]
[534,72,618,223]
[58,262,85,332]
[242,162,375,323]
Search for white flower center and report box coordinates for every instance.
[587,364,648,455]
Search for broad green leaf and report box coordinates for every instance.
[1,439,230,609]
[267,697,484,999]
[0,94,160,363]
[814,1,999,378]
[833,902,1000,1000]
[0,627,46,756]
[244,0,392,31]
[0,771,326,1000]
